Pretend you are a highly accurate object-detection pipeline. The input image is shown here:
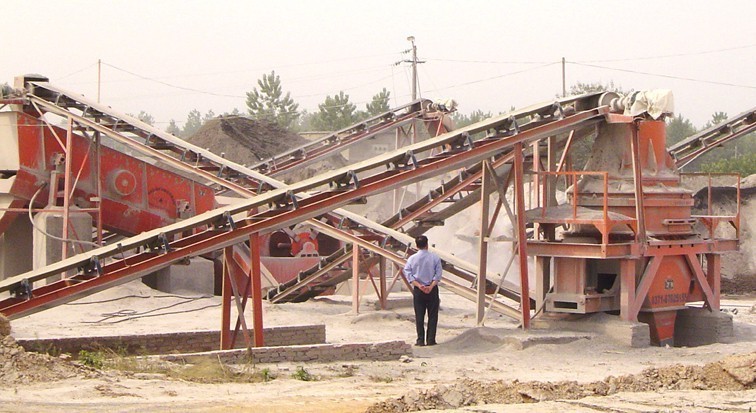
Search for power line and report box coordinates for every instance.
[57,62,98,81]
[425,62,559,93]
[576,43,756,63]
[570,62,756,89]
[425,58,555,65]
[102,62,245,98]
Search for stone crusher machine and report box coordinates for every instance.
[0,74,450,288]
[526,91,743,345]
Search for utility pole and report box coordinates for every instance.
[408,36,418,100]
[97,59,102,104]
[396,36,424,101]
[561,57,566,97]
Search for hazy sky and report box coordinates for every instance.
[3,1,754,129]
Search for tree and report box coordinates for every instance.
[245,71,300,129]
[567,80,626,96]
[666,114,697,146]
[451,109,493,129]
[165,119,181,136]
[365,88,391,117]
[701,152,756,176]
[697,111,756,173]
[203,109,216,123]
[128,110,155,126]
[182,109,203,138]
[312,91,357,131]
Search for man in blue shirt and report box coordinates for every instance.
[403,236,442,346]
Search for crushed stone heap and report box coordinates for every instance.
[187,116,346,182]
[187,116,309,165]
[0,334,96,385]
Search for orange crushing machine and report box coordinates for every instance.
[527,92,740,345]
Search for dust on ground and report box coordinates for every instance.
[365,353,755,412]
[0,334,97,385]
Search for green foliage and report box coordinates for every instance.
[666,113,697,146]
[246,71,300,130]
[451,109,493,129]
[700,152,756,176]
[567,80,627,96]
[292,365,315,381]
[203,109,216,123]
[78,350,105,369]
[311,91,357,131]
[182,109,203,138]
[260,367,274,382]
[127,110,155,126]
[365,88,391,117]
[165,119,181,136]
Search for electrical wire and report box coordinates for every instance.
[425,58,555,65]
[576,43,756,63]
[27,184,101,249]
[56,62,98,81]
[65,293,213,305]
[84,298,221,324]
[102,62,245,99]
[570,62,756,89]
[425,62,559,93]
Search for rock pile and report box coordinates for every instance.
[186,116,346,182]
[366,352,755,412]
[0,334,95,385]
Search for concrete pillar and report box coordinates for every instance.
[32,208,92,283]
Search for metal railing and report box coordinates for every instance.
[680,172,741,239]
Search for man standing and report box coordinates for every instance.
[403,236,442,346]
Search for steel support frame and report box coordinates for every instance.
[1,102,607,327]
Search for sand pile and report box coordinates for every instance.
[365,352,756,412]
[0,334,95,385]
[187,116,347,182]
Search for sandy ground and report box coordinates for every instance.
[1,280,754,412]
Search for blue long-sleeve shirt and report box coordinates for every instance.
[403,249,442,286]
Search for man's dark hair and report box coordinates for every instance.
[415,236,428,249]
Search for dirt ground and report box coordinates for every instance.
[1,281,754,413]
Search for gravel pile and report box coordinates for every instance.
[366,352,755,412]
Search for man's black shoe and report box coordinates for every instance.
[415,341,425,347]
[427,341,437,346]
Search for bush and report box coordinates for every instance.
[78,350,105,369]
[700,153,756,177]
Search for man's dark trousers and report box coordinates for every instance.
[413,285,440,345]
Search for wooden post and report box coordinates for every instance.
[220,258,232,350]
[61,117,74,259]
[705,254,721,311]
[250,234,264,347]
[477,161,492,325]
[513,143,531,329]
[352,244,360,313]
[379,257,387,310]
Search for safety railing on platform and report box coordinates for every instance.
[680,172,741,239]
[527,170,638,245]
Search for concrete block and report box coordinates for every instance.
[675,308,734,347]
[532,313,650,348]
[143,257,214,295]
[32,208,92,283]
[0,214,33,280]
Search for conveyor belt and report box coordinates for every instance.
[0,85,608,320]
[669,106,756,169]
